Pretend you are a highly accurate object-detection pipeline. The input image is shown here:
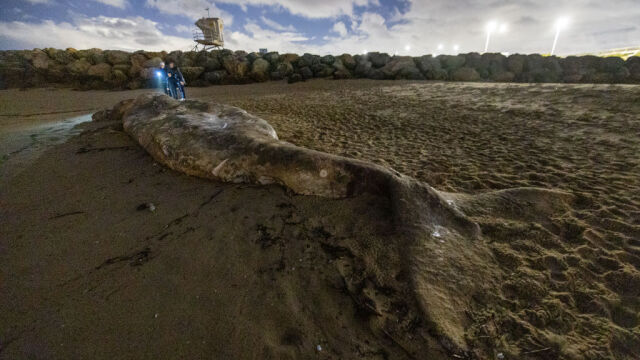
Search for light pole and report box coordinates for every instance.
[551,17,570,56]
[484,21,507,53]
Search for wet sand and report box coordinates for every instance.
[1,80,639,359]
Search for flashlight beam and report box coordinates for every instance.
[484,31,492,53]
[550,29,561,55]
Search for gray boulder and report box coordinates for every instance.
[143,57,164,68]
[299,66,313,80]
[87,63,112,81]
[105,50,130,65]
[451,67,480,81]
[263,52,280,64]
[66,59,91,76]
[222,54,250,81]
[204,70,228,84]
[251,58,271,82]
[321,55,335,65]
[180,66,204,82]
[380,56,424,80]
[438,55,466,72]
[368,52,391,68]
[339,54,356,70]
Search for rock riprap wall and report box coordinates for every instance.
[1,48,639,89]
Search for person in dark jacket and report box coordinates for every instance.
[167,62,186,100]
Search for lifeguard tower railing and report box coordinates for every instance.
[193,17,224,51]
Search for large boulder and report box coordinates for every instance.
[130,53,148,67]
[491,71,515,82]
[222,54,250,81]
[522,55,562,82]
[506,54,526,75]
[31,50,51,70]
[464,52,495,79]
[380,56,424,80]
[105,50,130,65]
[320,55,335,65]
[280,53,299,64]
[368,52,391,68]
[438,55,466,73]
[626,56,640,81]
[66,59,92,76]
[263,51,280,64]
[143,57,164,68]
[45,63,66,82]
[195,51,221,71]
[354,58,372,78]
[339,54,356,70]
[270,61,293,80]
[416,55,446,80]
[332,59,352,79]
[246,52,260,63]
[47,48,75,65]
[204,70,228,84]
[451,67,480,81]
[299,66,313,80]
[86,48,105,65]
[311,63,334,77]
[180,66,204,83]
[111,69,128,87]
[250,58,271,82]
[296,53,321,68]
[87,63,112,82]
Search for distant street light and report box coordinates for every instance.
[551,17,570,55]
[484,20,507,53]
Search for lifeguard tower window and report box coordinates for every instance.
[193,17,224,51]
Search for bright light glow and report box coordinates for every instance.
[363,49,368,54]
[501,52,510,56]
[156,71,162,77]
[484,20,507,53]
[437,43,444,50]
[453,44,460,52]
[486,21,497,33]
[405,44,411,51]
[551,17,570,55]
[555,17,570,30]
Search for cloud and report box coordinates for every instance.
[260,16,295,32]
[145,0,233,24]
[0,14,192,51]
[24,0,53,4]
[216,0,378,18]
[174,24,192,33]
[224,22,310,53]
[91,0,128,9]
[331,22,348,37]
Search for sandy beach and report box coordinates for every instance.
[1,80,639,359]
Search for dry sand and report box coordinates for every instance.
[1,80,639,359]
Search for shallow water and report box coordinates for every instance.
[0,113,93,184]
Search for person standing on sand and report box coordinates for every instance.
[167,61,186,101]
[158,62,170,96]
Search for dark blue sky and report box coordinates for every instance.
[0,0,638,55]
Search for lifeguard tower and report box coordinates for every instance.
[192,8,224,51]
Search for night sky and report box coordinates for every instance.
[0,0,638,55]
